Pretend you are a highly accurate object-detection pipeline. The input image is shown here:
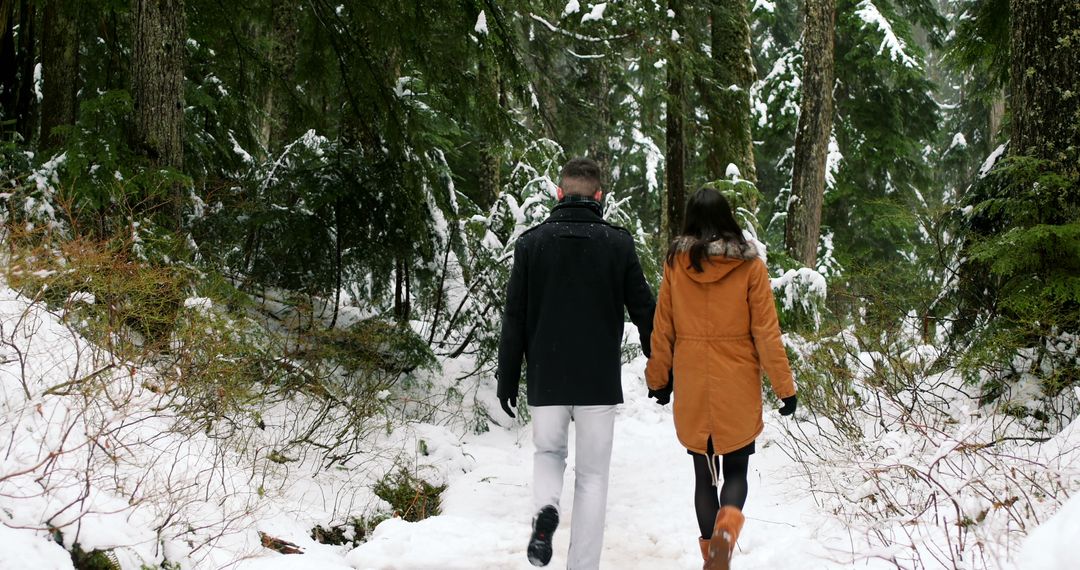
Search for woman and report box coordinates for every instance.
[645,186,797,570]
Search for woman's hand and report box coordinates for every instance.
[648,371,674,405]
[778,394,797,416]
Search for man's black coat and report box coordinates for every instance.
[497,199,656,406]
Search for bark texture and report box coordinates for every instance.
[705,0,757,185]
[785,0,836,267]
[40,0,78,150]
[132,0,185,170]
[261,0,297,153]
[0,0,16,125]
[665,0,687,242]
[477,53,502,209]
[13,0,33,140]
[586,60,611,182]
[1008,0,1079,174]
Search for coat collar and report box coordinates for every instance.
[672,235,760,260]
[550,197,604,220]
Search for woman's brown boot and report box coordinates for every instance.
[704,506,745,570]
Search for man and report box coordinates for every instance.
[497,157,656,569]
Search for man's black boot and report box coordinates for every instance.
[527,505,559,566]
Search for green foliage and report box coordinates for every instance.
[953,155,1080,406]
[768,251,829,334]
[312,318,436,382]
[753,0,944,275]
[140,563,182,570]
[4,235,190,356]
[373,467,446,523]
[70,544,120,570]
[946,0,1011,95]
[970,222,1080,313]
[310,514,389,547]
[957,156,1080,329]
[169,294,280,425]
[51,91,191,234]
[787,334,864,439]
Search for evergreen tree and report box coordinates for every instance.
[951,0,1079,402]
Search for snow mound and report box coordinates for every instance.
[1016,492,1080,570]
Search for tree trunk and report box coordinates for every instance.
[785,0,836,267]
[0,0,10,52]
[988,87,1005,142]
[132,0,185,226]
[394,256,411,322]
[12,0,33,142]
[477,53,501,209]
[586,61,611,180]
[132,0,185,171]
[40,0,78,151]
[0,0,16,126]
[1008,0,1079,174]
[97,9,126,92]
[260,0,297,154]
[665,0,687,242]
[705,0,757,185]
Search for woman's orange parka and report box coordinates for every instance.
[645,237,796,455]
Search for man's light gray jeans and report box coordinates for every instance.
[532,404,616,570]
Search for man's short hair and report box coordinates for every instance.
[559,157,602,196]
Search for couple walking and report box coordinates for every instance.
[497,158,798,569]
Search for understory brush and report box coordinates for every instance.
[780,313,1079,570]
[0,226,446,567]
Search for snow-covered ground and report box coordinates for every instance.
[344,359,830,570]
[2,279,1077,569]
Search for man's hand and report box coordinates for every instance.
[778,394,797,416]
[648,371,674,406]
[500,395,517,418]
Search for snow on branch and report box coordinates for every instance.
[528,13,629,43]
[854,0,919,68]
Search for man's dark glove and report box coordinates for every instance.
[778,394,797,416]
[500,395,517,418]
[648,371,674,406]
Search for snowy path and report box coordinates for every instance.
[336,357,859,570]
[4,285,1073,569]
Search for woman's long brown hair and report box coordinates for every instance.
[665,186,747,272]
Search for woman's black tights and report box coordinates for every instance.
[692,453,749,539]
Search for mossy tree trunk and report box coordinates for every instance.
[132,0,186,226]
[586,60,611,182]
[785,0,836,267]
[40,0,78,151]
[12,0,34,141]
[261,0,297,155]
[0,0,15,126]
[1008,0,1079,174]
[477,53,502,209]
[704,0,757,185]
[665,0,687,242]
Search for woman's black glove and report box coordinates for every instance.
[648,371,674,406]
[778,394,797,416]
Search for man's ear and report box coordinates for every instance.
[556,186,565,200]
[593,190,603,201]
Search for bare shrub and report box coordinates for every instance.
[778,321,1079,569]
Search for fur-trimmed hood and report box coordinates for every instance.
[670,236,762,283]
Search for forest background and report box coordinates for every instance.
[0,0,1078,568]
